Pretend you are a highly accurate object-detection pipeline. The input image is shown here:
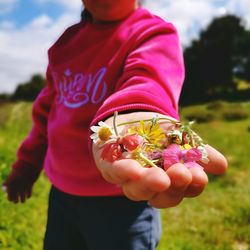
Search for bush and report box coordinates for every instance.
[222,108,249,121]
[0,94,10,104]
[206,100,226,110]
[11,74,45,101]
[0,103,11,128]
[185,110,215,123]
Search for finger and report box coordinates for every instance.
[148,191,184,208]
[20,191,26,203]
[101,159,144,184]
[93,141,144,184]
[140,167,171,192]
[122,182,156,201]
[99,168,121,184]
[7,186,19,203]
[166,163,192,194]
[26,187,32,199]
[184,166,208,197]
[148,164,192,208]
[200,145,228,175]
[122,167,170,201]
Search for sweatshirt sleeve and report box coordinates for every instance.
[12,67,55,171]
[91,22,185,126]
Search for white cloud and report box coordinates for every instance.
[35,0,82,10]
[143,0,215,45]
[29,14,53,28]
[0,13,80,93]
[143,0,250,45]
[0,0,18,14]
[54,0,82,10]
[227,0,250,28]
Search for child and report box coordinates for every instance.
[3,0,228,249]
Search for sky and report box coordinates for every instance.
[0,0,250,94]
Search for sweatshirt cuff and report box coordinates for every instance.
[90,103,179,128]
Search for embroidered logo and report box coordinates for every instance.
[53,67,108,108]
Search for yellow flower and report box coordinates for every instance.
[128,120,166,147]
[180,144,192,150]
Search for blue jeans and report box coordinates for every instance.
[43,186,162,250]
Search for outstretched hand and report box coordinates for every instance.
[92,112,228,208]
[93,143,227,208]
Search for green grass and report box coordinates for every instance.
[0,102,50,250]
[158,101,250,250]
[0,101,250,250]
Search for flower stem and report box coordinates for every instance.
[113,111,119,136]
[186,127,195,147]
[139,153,158,168]
[117,117,178,127]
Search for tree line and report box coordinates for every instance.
[0,74,45,103]
[1,14,250,105]
[180,14,250,105]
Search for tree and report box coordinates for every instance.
[180,14,250,105]
[12,74,45,101]
[234,30,250,81]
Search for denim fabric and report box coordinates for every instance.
[43,186,162,250]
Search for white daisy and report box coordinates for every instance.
[90,121,114,144]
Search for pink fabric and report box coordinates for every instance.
[13,7,185,196]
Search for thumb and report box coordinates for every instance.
[99,158,145,185]
[200,145,228,175]
[111,159,144,182]
[2,184,7,192]
[2,173,13,187]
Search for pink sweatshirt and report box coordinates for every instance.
[13,7,185,196]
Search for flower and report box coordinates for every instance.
[90,121,114,144]
[167,129,183,144]
[163,144,203,170]
[101,142,122,162]
[180,144,192,150]
[90,112,209,170]
[128,120,166,147]
[121,134,143,151]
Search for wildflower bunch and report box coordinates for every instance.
[90,112,209,170]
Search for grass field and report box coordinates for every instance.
[0,101,249,250]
